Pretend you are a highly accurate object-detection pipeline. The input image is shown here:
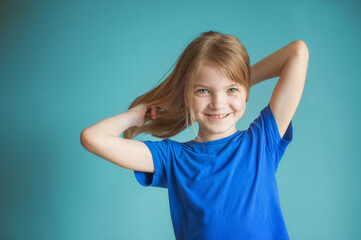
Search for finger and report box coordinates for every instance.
[155,107,161,118]
[151,105,157,119]
[143,104,150,112]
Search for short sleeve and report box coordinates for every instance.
[250,103,293,167]
[133,139,170,188]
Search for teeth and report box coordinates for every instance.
[210,114,228,118]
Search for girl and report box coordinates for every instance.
[81,31,309,239]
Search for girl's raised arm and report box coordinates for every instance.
[250,40,309,138]
[80,104,159,172]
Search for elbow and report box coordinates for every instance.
[80,129,94,150]
[292,40,309,58]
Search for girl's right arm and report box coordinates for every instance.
[80,104,160,173]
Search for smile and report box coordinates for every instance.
[206,113,231,121]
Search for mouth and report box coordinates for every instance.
[205,113,231,120]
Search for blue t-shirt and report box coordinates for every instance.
[134,103,293,240]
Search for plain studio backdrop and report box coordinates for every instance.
[0,0,360,239]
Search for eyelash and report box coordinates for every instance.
[196,88,238,94]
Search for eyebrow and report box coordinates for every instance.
[193,84,238,88]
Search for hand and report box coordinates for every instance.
[127,103,160,127]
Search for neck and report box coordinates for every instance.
[194,129,238,142]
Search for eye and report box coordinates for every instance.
[197,89,209,94]
[228,88,238,93]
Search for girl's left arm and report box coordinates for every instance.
[250,40,309,138]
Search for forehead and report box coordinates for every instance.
[193,63,240,88]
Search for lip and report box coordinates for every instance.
[206,113,231,121]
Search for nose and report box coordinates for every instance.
[209,93,227,109]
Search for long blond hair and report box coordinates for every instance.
[123,30,251,139]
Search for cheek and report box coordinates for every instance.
[191,98,206,113]
[232,97,246,112]
[233,104,244,114]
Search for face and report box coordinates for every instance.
[190,62,246,142]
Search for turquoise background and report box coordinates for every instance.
[1,0,360,239]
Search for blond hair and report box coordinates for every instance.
[123,30,251,139]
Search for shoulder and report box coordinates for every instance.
[247,103,293,145]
